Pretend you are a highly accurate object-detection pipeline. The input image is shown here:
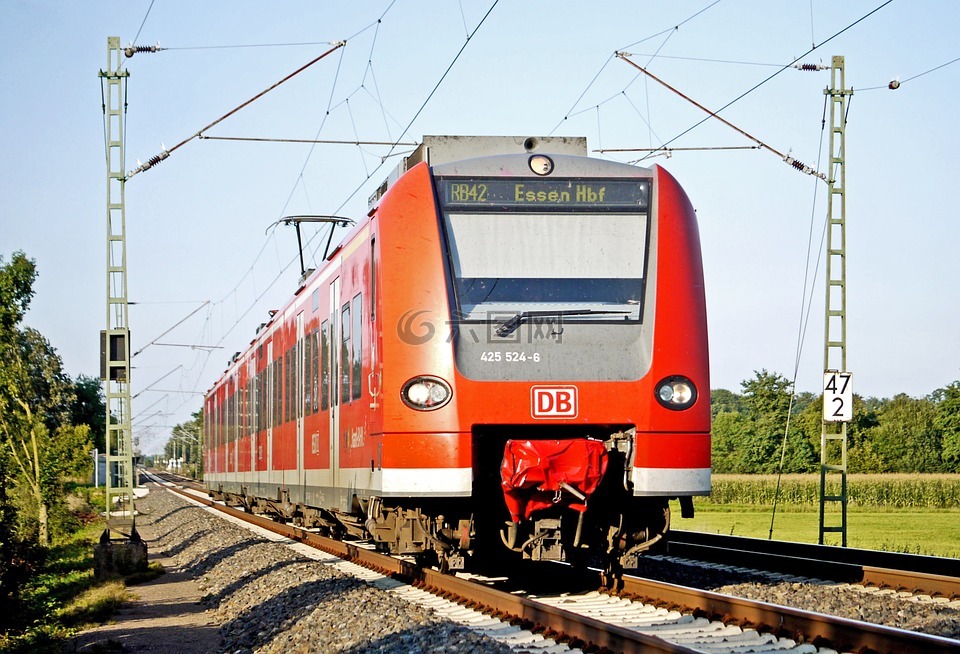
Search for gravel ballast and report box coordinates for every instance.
[138,486,514,653]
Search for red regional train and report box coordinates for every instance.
[204,135,710,573]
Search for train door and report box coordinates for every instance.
[248,358,257,475]
[369,235,381,414]
[267,340,274,473]
[296,311,305,494]
[329,277,341,488]
[232,377,239,474]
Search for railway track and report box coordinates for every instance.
[143,472,959,653]
[668,530,960,601]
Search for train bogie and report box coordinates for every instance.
[205,136,710,572]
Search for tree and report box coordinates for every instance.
[0,252,92,546]
[710,388,744,418]
[165,410,204,478]
[0,252,39,611]
[710,409,748,473]
[0,251,35,337]
[70,374,106,453]
[710,371,818,474]
[862,394,941,473]
[932,381,960,473]
[739,370,816,473]
[0,327,91,545]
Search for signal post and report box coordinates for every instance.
[95,36,147,578]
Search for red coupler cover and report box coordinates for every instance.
[500,439,608,522]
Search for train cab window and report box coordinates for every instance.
[341,303,351,402]
[437,177,649,324]
[352,294,362,400]
[321,320,330,411]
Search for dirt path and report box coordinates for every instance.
[70,489,221,653]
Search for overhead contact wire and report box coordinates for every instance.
[132,0,156,47]
[549,0,723,137]
[617,55,822,177]
[859,54,960,91]
[624,0,893,163]
[208,0,502,370]
[128,41,346,179]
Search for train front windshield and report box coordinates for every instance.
[437,177,650,323]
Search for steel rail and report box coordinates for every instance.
[617,573,960,654]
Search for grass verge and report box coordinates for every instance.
[681,503,960,558]
[0,505,163,653]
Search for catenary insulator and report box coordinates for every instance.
[793,63,827,72]
[129,149,170,178]
[783,155,825,180]
[124,44,161,58]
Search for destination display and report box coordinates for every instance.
[438,178,649,210]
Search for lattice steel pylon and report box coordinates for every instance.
[819,56,853,546]
[98,37,138,544]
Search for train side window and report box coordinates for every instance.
[341,303,351,403]
[321,320,330,411]
[352,293,362,400]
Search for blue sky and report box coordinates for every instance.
[2,1,958,454]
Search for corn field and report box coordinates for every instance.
[702,474,960,508]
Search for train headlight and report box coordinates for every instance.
[655,376,697,410]
[401,376,452,411]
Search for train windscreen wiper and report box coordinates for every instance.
[495,309,629,337]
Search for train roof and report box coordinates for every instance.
[367,135,587,210]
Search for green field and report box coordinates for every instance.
[677,474,960,558]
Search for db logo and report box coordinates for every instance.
[531,385,578,419]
